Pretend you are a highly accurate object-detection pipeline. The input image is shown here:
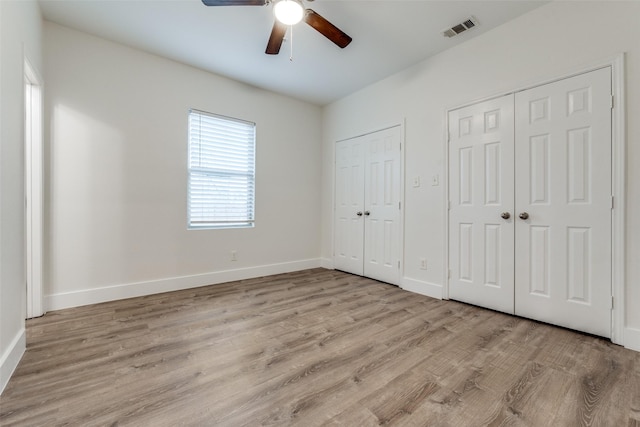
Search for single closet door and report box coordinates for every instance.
[448,94,515,314]
[363,127,402,284]
[335,138,365,275]
[334,126,402,285]
[514,67,612,338]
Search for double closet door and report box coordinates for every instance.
[334,126,402,285]
[448,68,612,337]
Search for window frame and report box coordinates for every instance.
[187,109,256,230]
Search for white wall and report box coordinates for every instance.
[0,0,42,393]
[322,2,640,348]
[44,22,323,309]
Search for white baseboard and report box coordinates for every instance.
[624,327,640,352]
[0,328,25,395]
[320,258,334,270]
[46,258,323,311]
[401,277,443,300]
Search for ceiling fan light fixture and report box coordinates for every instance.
[274,0,304,26]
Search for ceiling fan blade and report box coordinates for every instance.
[201,0,267,6]
[266,20,287,55]
[304,9,352,49]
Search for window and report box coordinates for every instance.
[188,109,256,229]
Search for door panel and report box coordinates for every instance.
[514,67,612,337]
[364,127,401,284]
[448,94,515,314]
[334,140,364,275]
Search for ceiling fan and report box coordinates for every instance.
[201,0,352,55]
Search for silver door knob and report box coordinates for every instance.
[356,211,363,217]
[501,212,510,220]
[364,211,370,216]
[519,212,529,220]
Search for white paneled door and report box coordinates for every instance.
[334,126,402,285]
[448,68,612,337]
[448,94,515,314]
[335,138,366,275]
[514,67,612,337]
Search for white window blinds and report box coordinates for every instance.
[188,109,256,228]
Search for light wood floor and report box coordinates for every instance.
[1,268,639,426]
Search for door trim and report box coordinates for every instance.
[333,122,405,286]
[444,54,626,346]
[24,55,44,319]
[610,54,626,346]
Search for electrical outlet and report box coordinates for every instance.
[231,250,237,261]
[419,258,427,270]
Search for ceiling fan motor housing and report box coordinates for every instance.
[201,0,352,55]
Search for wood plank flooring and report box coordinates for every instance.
[1,268,639,426]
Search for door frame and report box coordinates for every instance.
[333,121,406,285]
[444,54,626,346]
[24,55,44,319]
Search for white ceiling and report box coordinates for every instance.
[38,0,547,105]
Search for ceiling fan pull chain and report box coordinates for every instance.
[289,24,294,61]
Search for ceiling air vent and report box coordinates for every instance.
[443,16,479,38]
